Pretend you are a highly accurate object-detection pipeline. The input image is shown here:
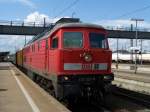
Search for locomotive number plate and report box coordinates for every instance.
[82,63,107,70]
[82,64,92,70]
[64,63,107,70]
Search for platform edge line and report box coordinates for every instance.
[10,69,40,112]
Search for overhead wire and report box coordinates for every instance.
[115,5,150,19]
[53,0,79,19]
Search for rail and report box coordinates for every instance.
[113,86,150,108]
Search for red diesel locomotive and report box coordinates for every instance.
[17,18,114,102]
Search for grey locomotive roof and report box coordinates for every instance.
[45,23,105,39]
[25,23,105,47]
[43,23,104,38]
[54,23,104,30]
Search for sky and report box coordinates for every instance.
[0,0,150,53]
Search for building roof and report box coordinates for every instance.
[0,52,9,57]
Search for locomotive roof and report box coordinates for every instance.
[53,22,104,30]
[43,23,105,38]
[25,23,105,47]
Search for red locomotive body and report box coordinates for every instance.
[21,19,114,102]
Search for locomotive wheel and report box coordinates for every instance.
[45,80,56,98]
[60,98,70,108]
[92,89,104,104]
[34,75,56,97]
[60,96,78,109]
[48,86,56,97]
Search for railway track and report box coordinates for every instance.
[112,86,150,108]
[17,66,150,111]
[91,102,111,112]
[70,99,111,112]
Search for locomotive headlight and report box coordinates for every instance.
[64,76,69,80]
[104,75,110,80]
[104,75,113,80]
[84,54,92,62]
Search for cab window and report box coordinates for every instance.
[63,32,83,48]
[38,41,40,51]
[52,37,58,49]
[46,39,48,49]
[89,33,107,48]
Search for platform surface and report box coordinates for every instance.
[112,63,150,82]
[112,63,150,95]
[0,62,70,112]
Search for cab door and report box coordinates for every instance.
[48,36,59,74]
[45,39,49,72]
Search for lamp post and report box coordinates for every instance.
[116,38,119,69]
[116,27,123,69]
[24,35,26,46]
[140,39,143,65]
[131,18,144,74]
[72,12,76,18]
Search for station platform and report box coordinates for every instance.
[0,62,70,112]
[112,63,150,95]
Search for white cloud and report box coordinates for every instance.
[108,39,130,51]
[0,35,32,53]
[25,12,58,24]
[0,11,59,53]
[24,11,69,24]
[96,19,133,27]
[95,19,150,31]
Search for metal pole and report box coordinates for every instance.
[10,21,12,26]
[44,17,46,27]
[130,24,133,64]
[22,21,24,26]
[116,38,119,69]
[131,18,144,74]
[130,39,133,63]
[72,12,76,18]
[140,39,143,65]
[135,20,138,74]
[24,35,26,46]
